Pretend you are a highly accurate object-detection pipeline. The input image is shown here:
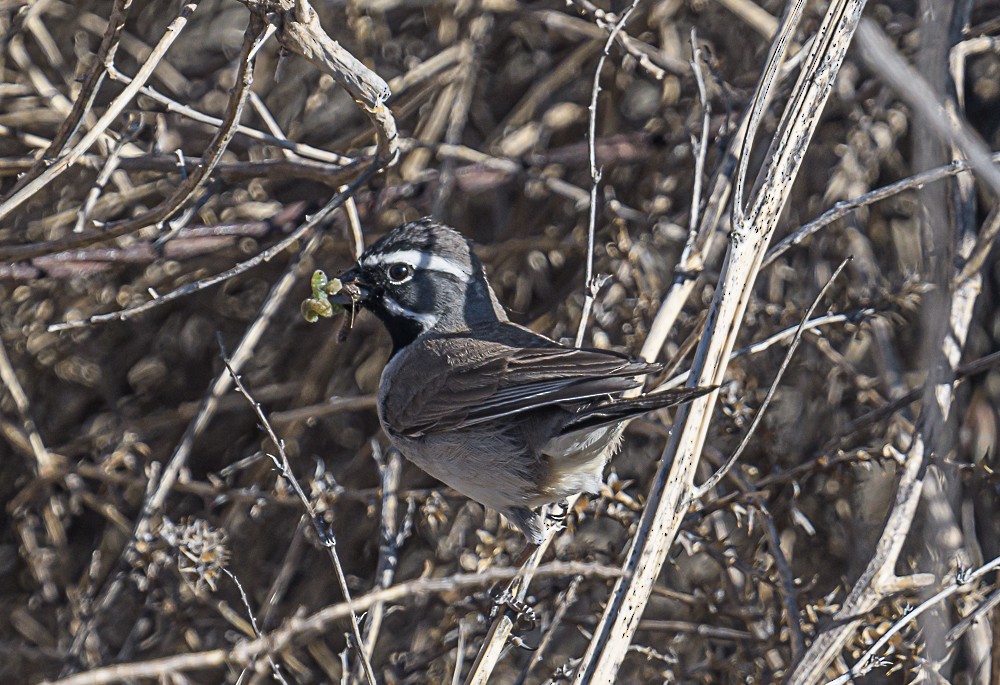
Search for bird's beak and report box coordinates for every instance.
[330,266,372,306]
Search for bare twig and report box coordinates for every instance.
[0,7,262,260]
[463,523,571,685]
[355,445,408,678]
[764,152,1000,268]
[246,0,398,166]
[693,256,851,498]
[788,21,993,684]
[103,67,353,164]
[946,587,1000,650]
[757,501,807,662]
[46,165,375,331]
[60,162,325,671]
[72,118,140,233]
[535,9,682,78]
[0,332,57,477]
[732,0,807,223]
[574,0,642,347]
[854,19,1000,199]
[0,335,63,602]
[687,30,711,243]
[433,15,490,216]
[1,0,133,198]
[464,5,644,681]
[640,84,761,364]
[225,569,290,685]
[0,153,360,185]
[659,309,875,391]
[513,576,582,685]
[413,138,644,222]
[221,349,377,685]
[826,555,1000,684]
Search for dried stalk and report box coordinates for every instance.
[573,1,867,680]
[0,6,258,260]
[222,353,377,685]
[46,163,375,331]
[462,5,648,682]
[354,446,407,681]
[764,152,1000,268]
[0,336,64,602]
[787,18,997,683]
[850,21,1000,199]
[0,2,195,224]
[574,0,642,347]
[63,218,326,671]
[244,0,398,166]
[1,0,133,197]
[693,256,850,498]
[826,554,1000,684]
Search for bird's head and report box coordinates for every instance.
[332,219,506,352]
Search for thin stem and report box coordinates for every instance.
[826,554,1000,685]
[221,351,377,685]
[574,0,642,347]
[692,256,851,499]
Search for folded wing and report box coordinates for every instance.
[384,335,661,437]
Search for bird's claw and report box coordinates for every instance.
[488,585,538,631]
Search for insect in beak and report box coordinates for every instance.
[301,269,370,341]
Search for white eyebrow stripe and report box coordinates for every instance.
[362,249,472,282]
[382,295,438,329]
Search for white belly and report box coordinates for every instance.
[541,424,624,500]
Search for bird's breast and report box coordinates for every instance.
[388,429,544,510]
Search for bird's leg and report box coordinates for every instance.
[486,537,542,637]
[488,586,538,629]
[484,504,550,631]
[486,585,538,649]
[486,501,568,625]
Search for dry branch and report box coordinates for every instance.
[0,1,195,225]
[241,0,398,165]
[787,19,997,683]
[41,562,622,685]
[573,1,867,680]
[2,0,133,198]
[853,20,1000,199]
[4,1,1000,682]
[0,5,258,259]
[827,554,1000,684]
[222,351,377,685]
[46,169,374,331]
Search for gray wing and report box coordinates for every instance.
[382,332,660,437]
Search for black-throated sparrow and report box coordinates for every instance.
[323,219,709,543]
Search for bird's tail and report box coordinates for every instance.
[561,385,716,435]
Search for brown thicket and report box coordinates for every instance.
[2,1,1000,684]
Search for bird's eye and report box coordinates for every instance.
[386,263,413,284]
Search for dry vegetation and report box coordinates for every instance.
[2,0,1000,683]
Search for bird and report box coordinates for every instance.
[324,218,711,544]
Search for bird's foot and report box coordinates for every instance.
[488,585,538,632]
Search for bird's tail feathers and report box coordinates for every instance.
[562,385,716,435]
